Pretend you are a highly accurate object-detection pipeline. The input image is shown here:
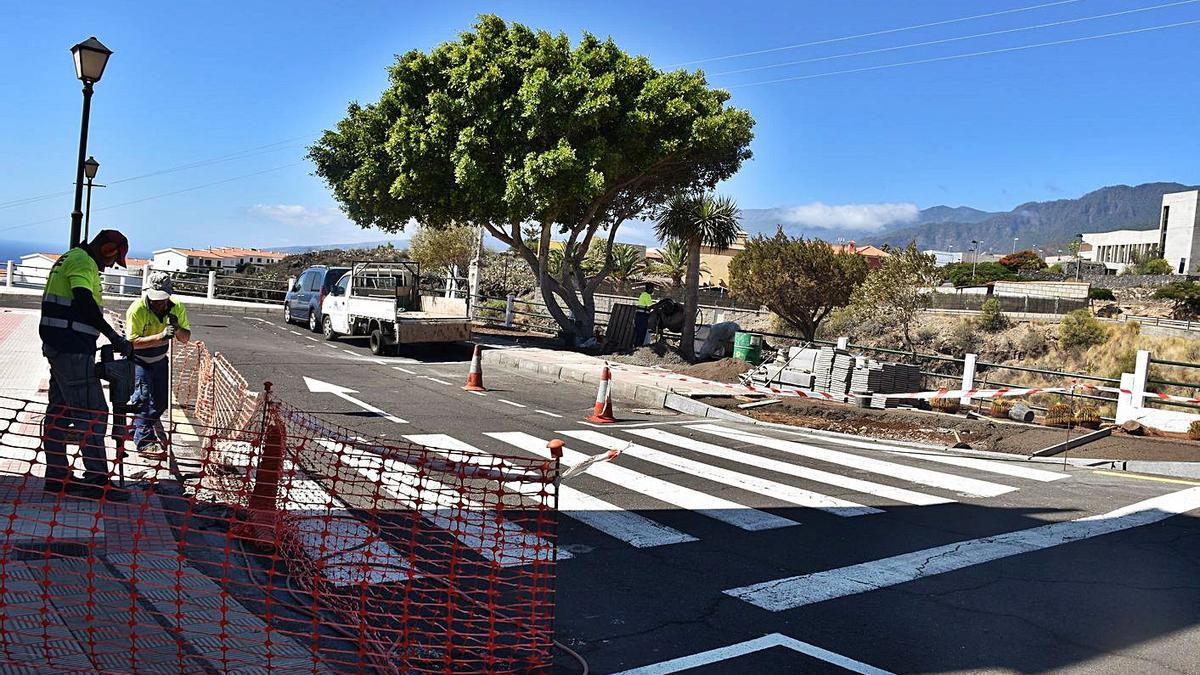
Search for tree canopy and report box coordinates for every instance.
[308,15,754,339]
[728,230,868,340]
[851,243,940,351]
[408,223,477,273]
[999,250,1045,271]
[1153,281,1200,317]
[942,261,1017,287]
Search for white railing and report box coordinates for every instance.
[3,261,290,306]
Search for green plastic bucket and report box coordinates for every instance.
[733,332,763,364]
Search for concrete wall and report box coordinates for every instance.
[1162,190,1200,275]
[992,280,1090,300]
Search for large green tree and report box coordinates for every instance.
[851,243,940,352]
[728,230,868,340]
[308,15,754,341]
[655,192,741,361]
[649,239,701,289]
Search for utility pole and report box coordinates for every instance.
[970,240,980,282]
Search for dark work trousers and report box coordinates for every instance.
[43,347,110,482]
[131,358,169,449]
[634,309,650,346]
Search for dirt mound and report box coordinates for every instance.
[676,358,753,383]
[609,343,687,367]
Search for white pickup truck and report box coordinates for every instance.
[320,261,472,355]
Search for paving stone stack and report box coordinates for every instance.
[851,364,886,394]
[828,353,855,400]
[812,346,838,392]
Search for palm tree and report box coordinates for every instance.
[649,240,708,289]
[654,192,741,361]
[606,244,646,293]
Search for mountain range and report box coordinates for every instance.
[741,182,1195,254]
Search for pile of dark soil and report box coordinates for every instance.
[609,342,688,368]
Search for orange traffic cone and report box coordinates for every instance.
[586,365,616,423]
[463,345,487,391]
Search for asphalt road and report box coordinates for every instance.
[189,307,1200,675]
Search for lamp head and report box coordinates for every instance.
[71,37,112,83]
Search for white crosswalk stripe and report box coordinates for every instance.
[486,433,798,532]
[767,428,1069,482]
[318,439,569,565]
[627,428,951,507]
[689,424,1017,498]
[483,432,699,548]
[562,430,880,517]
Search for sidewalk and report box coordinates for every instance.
[0,307,320,672]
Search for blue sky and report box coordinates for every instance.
[2,0,1199,255]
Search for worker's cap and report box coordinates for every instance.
[89,229,128,267]
[145,271,173,301]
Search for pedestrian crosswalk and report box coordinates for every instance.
[294,423,1075,578]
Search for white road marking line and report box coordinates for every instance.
[303,376,407,424]
[320,440,568,564]
[564,430,879,518]
[728,485,1200,612]
[288,330,303,336]
[279,461,413,586]
[612,632,894,675]
[468,391,487,397]
[422,376,453,386]
[393,367,417,375]
[325,343,339,349]
[497,399,527,408]
[535,410,562,418]
[691,424,1015,498]
[304,336,318,342]
[487,432,797,531]
[488,432,699,548]
[629,428,949,507]
[768,428,1069,483]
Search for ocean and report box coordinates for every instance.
[0,239,57,263]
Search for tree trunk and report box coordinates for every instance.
[681,239,701,362]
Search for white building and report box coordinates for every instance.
[924,250,963,266]
[1083,190,1199,274]
[151,247,286,273]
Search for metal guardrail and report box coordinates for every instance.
[1124,314,1197,332]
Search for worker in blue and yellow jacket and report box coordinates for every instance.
[126,272,191,459]
[40,229,134,499]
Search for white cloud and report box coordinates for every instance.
[743,202,920,233]
[250,204,347,227]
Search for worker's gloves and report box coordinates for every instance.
[161,325,177,340]
[111,335,134,358]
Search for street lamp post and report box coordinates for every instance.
[68,37,112,249]
[970,239,980,282]
[1012,237,1019,255]
[82,156,103,244]
[1074,233,1083,281]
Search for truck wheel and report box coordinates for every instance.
[323,317,338,341]
[369,329,389,356]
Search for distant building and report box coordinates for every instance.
[924,250,963,266]
[151,247,286,273]
[698,231,749,286]
[1083,190,1199,274]
[829,241,890,269]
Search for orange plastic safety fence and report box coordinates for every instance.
[0,367,560,672]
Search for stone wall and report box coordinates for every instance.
[1086,274,1189,290]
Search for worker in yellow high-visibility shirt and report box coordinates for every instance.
[39,229,134,500]
[635,282,655,345]
[126,272,191,461]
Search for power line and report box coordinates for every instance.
[0,134,315,211]
[711,0,1200,77]
[0,161,306,236]
[668,0,1089,67]
[730,18,1200,88]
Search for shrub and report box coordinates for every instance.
[1088,287,1115,301]
[1190,420,1200,441]
[948,319,978,356]
[476,298,509,322]
[915,325,939,347]
[1047,263,1064,274]
[931,397,960,414]
[999,250,1046,271]
[990,398,1013,417]
[978,298,1009,332]
[1059,309,1107,349]
[943,262,1018,287]
[1074,404,1101,429]
[1045,403,1075,427]
[1018,327,1047,357]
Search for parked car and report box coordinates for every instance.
[284,266,349,332]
